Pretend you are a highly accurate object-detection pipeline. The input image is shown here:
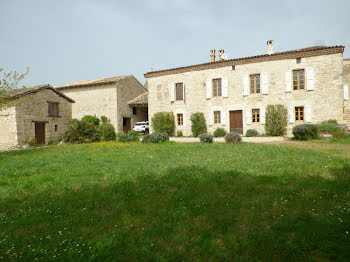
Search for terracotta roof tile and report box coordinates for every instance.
[127,92,148,106]
[144,45,344,78]
[56,74,134,89]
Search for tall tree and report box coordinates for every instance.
[0,67,29,110]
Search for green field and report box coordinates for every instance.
[1,141,350,261]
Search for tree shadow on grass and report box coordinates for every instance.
[1,164,350,261]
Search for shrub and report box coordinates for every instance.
[27,138,36,147]
[198,133,213,143]
[332,130,346,139]
[116,131,139,142]
[245,129,259,137]
[177,130,183,137]
[100,115,110,124]
[319,120,340,134]
[292,124,319,140]
[98,123,116,141]
[151,112,175,136]
[128,130,140,140]
[225,132,242,144]
[213,128,227,137]
[191,112,207,137]
[64,119,100,143]
[82,115,100,126]
[265,105,288,136]
[142,132,169,143]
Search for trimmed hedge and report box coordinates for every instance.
[292,124,319,140]
[245,129,259,137]
[225,132,242,144]
[190,112,207,137]
[213,128,227,137]
[198,133,213,143]
[151,112,175,136]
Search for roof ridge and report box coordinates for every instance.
[144,45,344,78]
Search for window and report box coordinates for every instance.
[54,125,58,131]
[213,79,222,97]
[250,74,260,94]
[48,102,59,117]
[252,109,260,123]
[295,106,304,121]
[296,58,301,64]
[293,69,305,90]
[177,113,183,126]
[214,111,221,124]
[176,83,184,100]
[133,107,137,115]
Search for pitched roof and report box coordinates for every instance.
[144,45,344,78]
[4,84,75,103]
[127,92,148,106]
[56,74,134,90]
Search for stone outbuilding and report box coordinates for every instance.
[0,84,74,150]
[56,75,147,133]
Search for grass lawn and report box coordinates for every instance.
[1,141,350,261]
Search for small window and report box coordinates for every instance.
[213,79,222,97]
[232,65,236,70]
[54,125,58,131]
[133,107,137,115]
[250,74,260,94]
[295,106,304,121]
[48,102,59,117]
[293,69,305,90]
[177,113,183,126]
[176,83,184,100]
[214,111,221,124]
[252,109,260,123]
[296,58,301,64]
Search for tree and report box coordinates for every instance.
[0,67,29,110]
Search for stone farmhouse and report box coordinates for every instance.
[0,84,74,150]
[56,75,148,133]
[145,41,349,136]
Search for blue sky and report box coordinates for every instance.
[1,0,349,87]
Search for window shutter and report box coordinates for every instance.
[209,111,213,125]
[169,83,175,101]
[305,105,312,123]
[285,71,292,92]
[344,85,349,101]
[288,106,294,123]
[221,111,226,125]
[206,79,212,99]
[246,109,251,125]
[261,108,266,124]
[183,83,185,102]
[222,77,228,97]
[243,75,249,96]
[306,67,314,91]
[261,72,268,94]
[183,112,186,126]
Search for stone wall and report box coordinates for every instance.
[15,89,72,145]
[343,59,350,125]
[0,106,17,150]
[148,53,344,136]
[116,77,147,131]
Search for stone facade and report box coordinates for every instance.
[57,75,147,132]
[343,59,350,125]
[146,48,345,136]
[0,86,73,150]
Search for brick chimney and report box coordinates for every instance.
[267,40,274,55]
[210,49,216,62]
[218,49,225,61]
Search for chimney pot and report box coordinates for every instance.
[218,49,225,61]
[210,49,216,62]
[267,40,274,55]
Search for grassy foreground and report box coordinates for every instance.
[0,141,350,261]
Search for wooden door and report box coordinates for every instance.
[123,117,131,133]
[229,110,243,134]
[35,122,45,145]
